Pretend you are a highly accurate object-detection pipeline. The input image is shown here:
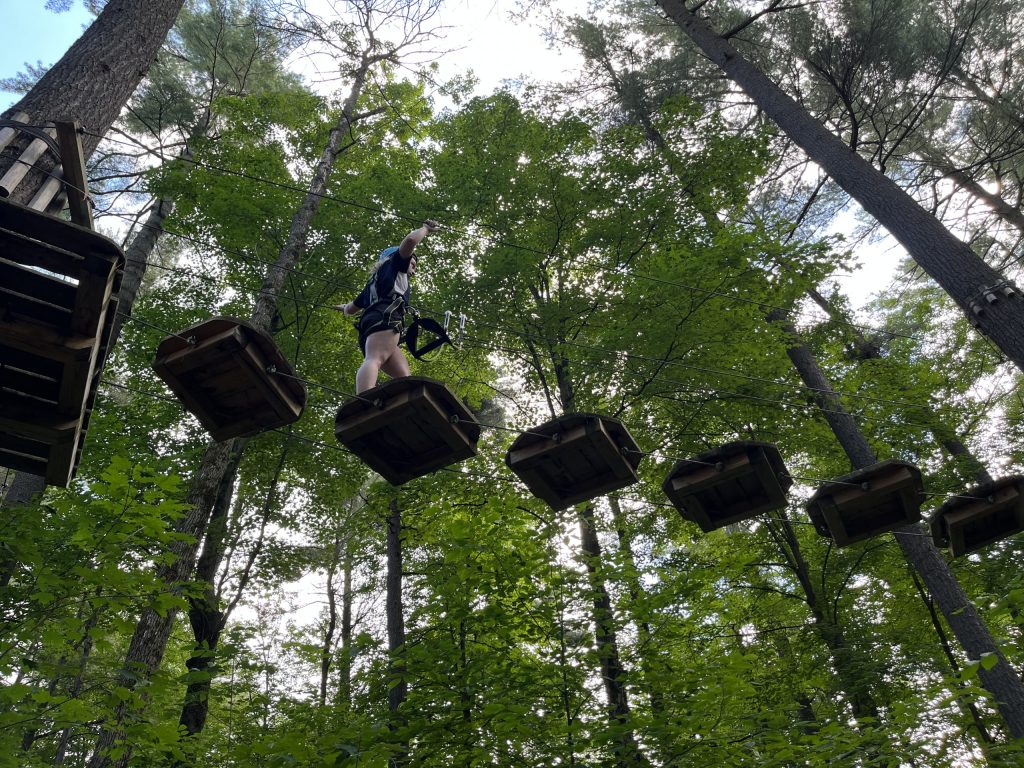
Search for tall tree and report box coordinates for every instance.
[652,0,1024,372]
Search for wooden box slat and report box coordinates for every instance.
[153,317,307,442]
[70,250,120,338]
[0,199,117,274]
[335,376,480,485]
[506,413,642,510]
[0,197,123,487]
[662,441,792,532]
[806,460,924,546]
[930,476,1024,556]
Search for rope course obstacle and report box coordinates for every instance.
[6,121,1020,558]
[152,316,307,441]
[0,118,123,486]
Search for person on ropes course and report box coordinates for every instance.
[334,219,439,393]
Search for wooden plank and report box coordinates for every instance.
[0,394,80,442]
[233,336,303,422]
[0,365,60,402]
[0,345,63,382]
[69,250,119,338]
[0,112,29,152]
[54,121,92,229]
[0,448,49,477]
[339,387,475,484]
[0,198,121,267]
[0,255,79,305]
[27,171,63,213]
[44,429,80,487]
[0,222,84,278]
[0,135,53,198]
[56,341,100,419]
[0,316,96,364]
[337,387,422,443]
[0,290,74,333]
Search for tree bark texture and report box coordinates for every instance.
[338,544,354,710]
[766,511,881,724]
[803,292,994,485]
[87,439,235,768]
[656,0,1024,372]
[90,40,378,767]
[177,438,247,737]
[386,498,408,768]
[0,473,46,587]
[249,56,371,331]
[578,506,651,768]
[320,534,344,708]
[772,315,1024,738]
[1,0,186,204]
[108,197,174,351]
[608,497,665,719]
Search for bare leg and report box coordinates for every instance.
[357,330,405,394]
[380,346,411,379]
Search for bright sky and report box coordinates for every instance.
[0,0,891,308]
[0,0,585,110]
[0,1,94,110]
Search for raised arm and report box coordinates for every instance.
[398,219,439,259]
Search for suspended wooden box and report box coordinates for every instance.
[335,376,479,485]
[662,441,792,532]
[0,198,123,486]
[930,476,1024,557]
[506,413,642,510]
[806,460,924,546]
[153,317,307,442]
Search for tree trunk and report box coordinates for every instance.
[338,543,354,710]
[177,438,246,736]
[578,505,651,768]
[88,47,377,764]
[656,0,1024,372]
[320,534,344,708]
[87,438,235,768]
[765,510,881,724]
[249,55,372,331]
[608,498,665,719]
[386,498,408,768]
[108,197,174,350]
[0,473,46,587]
[1,0,186,203]
[806,288,995,485]
[771,313,1024,739]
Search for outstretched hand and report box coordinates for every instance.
[423,219,440,232]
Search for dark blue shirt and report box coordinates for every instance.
[354,247,411,311]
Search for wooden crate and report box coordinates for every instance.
[506,413,642,510]
[806,460,924,546]
[930,476,1024,557]
[154,317,307,442]
[0,198,123,486]
[335,376,480,485]
[662,441,792,532]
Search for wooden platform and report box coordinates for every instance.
[153,317,307,442]
[0,198,123,486]
[930,476,1024,557]
[335,376,480,485]
[506,413,642,510]
[662,441,792,532]
[806,460,924,546]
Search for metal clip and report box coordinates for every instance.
[968,280,1019,326]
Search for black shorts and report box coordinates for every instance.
[358,307,404,354]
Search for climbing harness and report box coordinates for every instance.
[404,308,465,361]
